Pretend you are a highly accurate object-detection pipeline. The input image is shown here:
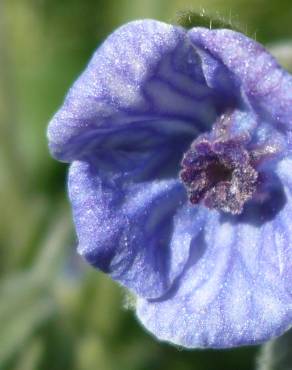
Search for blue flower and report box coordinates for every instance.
[47,20,292,348]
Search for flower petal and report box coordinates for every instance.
[48,21,238,161]
[136,162,292,347]
[189,28,292,130]
[68,144,198,299]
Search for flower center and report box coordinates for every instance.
[180,113,259,215]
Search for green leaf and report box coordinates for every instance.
[33,203,72,280]
[14,338,43,370]
[0,205,71,367]
[0,297,54,366]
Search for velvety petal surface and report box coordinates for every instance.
[189,28,292,130]
[136,157,292,348]
[68,144,200,299]
[47,21,239,162]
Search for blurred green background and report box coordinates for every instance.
[1,1,292,369]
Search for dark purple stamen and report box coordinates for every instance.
[180,113,259,215]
